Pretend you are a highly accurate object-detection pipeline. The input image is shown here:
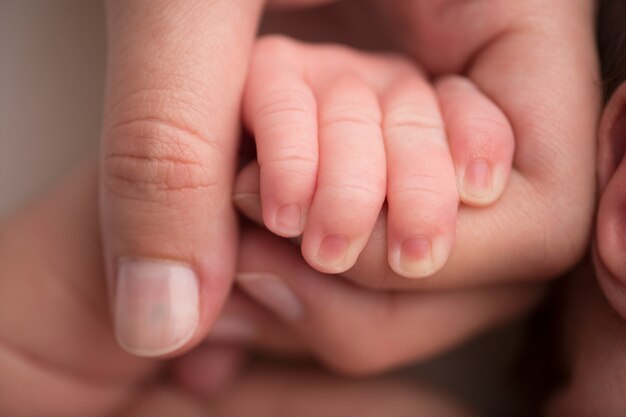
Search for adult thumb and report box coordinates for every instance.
[100,0,263,357]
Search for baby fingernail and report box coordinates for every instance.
[114,259,199,357]
[274,203,304,237]
[462,159,494,202]
[236,272,303,322]
[316,234,350,272]
[397,237,445,278]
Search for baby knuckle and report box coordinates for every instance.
[254,89,313,124]
[321,107,381,131]
[263,147,318,170]
[326,180,384,205]
[393,178,457,203]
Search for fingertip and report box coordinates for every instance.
[269,202,306,238]
[301,233,355,274]
[457,158,507,206]
[114,259,200,357]
[389,236,451,279]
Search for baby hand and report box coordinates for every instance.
[242,36,514,278]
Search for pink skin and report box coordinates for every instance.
[99,0,597,360]
[245,36,514,278]
[594,83,626,320]
[201,225,545,376]
[100,0,264,358]
[549,85,626,415]
[237,0,599,292]
[0,160,538,414]
[0,0,602,414]
[0,161,536,415]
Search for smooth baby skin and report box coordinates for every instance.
[237,0,600,292]
[244,36,514,278]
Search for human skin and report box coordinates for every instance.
[593,82,626,320]
[100,0,265,358]
[243,36,515,279]
[237,0,600,292]
[548,82,626,416]
[0,161,534,415]
[0,1,604,414]
[173,0,599,376]
[99,0,599,362]
[510,2,626,408]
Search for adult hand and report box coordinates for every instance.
[0,163,241,417]
[535,9,626,412]
[202,225,544,375]
[99,0,263,357]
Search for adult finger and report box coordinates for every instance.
[234,227,544,375]
[100,0,263,357]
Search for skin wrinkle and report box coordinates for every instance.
[104,84,215,138]
[103,119,220,199]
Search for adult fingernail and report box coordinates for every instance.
[233,193,263,224]
[461,159,494,202]
[315,234,350,272]
[395,236,445,278]
[274,203,304,237]
[209,313,257,342]
[115,259,199,357]
[236,273,303,322]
